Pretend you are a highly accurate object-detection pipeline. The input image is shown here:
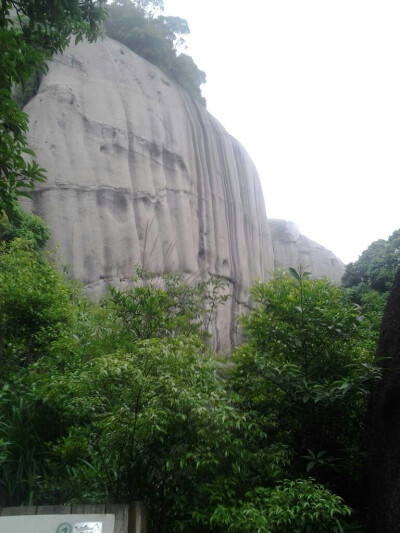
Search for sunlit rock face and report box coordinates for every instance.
[24,37,274,350]
[269,219,345,282]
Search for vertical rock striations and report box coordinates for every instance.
[24,37,274,350]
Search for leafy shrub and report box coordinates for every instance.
[212,479,351,533]
[232,268,380,511]
[0,229,382,531]
[106,267,229,342]
[342,229,400,294]
[0,203,49,248]
[0,238,72,378]
[23,336,283,531]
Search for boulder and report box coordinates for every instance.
[269,219,345,282]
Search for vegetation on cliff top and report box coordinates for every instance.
[1,0,204,230]
[342,229,400,332]
[104,0,207,105]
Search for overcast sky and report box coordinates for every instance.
[163,0,400,264]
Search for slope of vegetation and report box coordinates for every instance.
[342,229,400,331]
[0,218,382,531]
[343,230,400,296]
[104,0,206,105]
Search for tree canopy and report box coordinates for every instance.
[342,229,400,295]
[104,0,206,105]
[0,0,106,219]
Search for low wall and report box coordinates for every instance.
[0,503,146,533]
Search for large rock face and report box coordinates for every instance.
[23,38,345,348]
[24,37,274,350]
[269,219,344,282]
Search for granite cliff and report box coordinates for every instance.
[23,37,343,348]
[269,219,344,282]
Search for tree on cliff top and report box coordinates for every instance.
[105,0,206,105]
[342,229,400,295]
[0,0,106,219]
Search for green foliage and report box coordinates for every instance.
[0,203,49,248]
[170,53,206,104]
[0,0,106,217]
[342,229,400,295]
[232,269,379,511]
[0,238,73,379]
[29,337,251,528]
[106,267,229,342]
[211,480,352,533]
[105,1,206,105]
[342,229,400,338]
[0,390,50,506]
[240,268,373,380]
[0,92,46,216]
[0,239,379,530]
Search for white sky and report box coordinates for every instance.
[163,0,400,264]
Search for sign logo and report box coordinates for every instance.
[74,522,102,532]
[56,524,72,533]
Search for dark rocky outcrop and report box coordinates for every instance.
[367,267,400,531]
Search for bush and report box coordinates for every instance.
[0,238,72,378]
[231,268,380,511]
[212,479,352,533]
[21,336,277,531]
[0,204,50,248]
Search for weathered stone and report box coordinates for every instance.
[23,38,345,349]
[269,219,344,282]
[23,37,274,350]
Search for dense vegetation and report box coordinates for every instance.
[0,214,383,531]
[342,229,400,332]
[1,1,398,530]
[343,229,400,297]
[104,0,206,105]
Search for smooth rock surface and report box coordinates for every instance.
[269,219,345,281]
[24,37,274,350]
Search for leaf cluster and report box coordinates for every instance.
[232,269,380,517]
[211,480,352,533]
[0,0,107,218]
[0,238,73,380]
[342,229,400,295]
